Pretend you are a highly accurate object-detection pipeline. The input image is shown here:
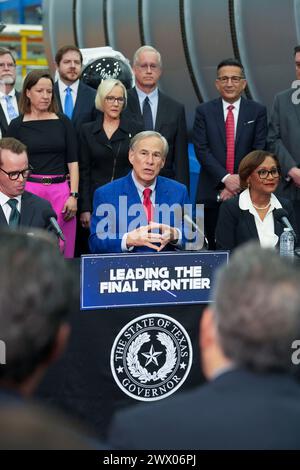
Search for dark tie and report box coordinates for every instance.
[225,104,235,174]
[142,96,153,130]
[143,188,153,222]
[64,87,74,119]
[7,198,20,227]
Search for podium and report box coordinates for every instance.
[38,251,228,438]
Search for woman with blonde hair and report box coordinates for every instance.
[79,78,142,232]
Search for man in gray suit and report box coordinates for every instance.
[268,45,300,238]
[0,137,54,230]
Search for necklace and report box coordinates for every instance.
[252,202,271,210]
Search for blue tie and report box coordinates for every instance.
[7,198,20,228]
[4,95,18,121]
[142,96,153,130]
[64,87,74,119]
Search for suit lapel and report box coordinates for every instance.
[244,210,259,239]
[214,99,226,147]
[123,173,148,226]
[290,89,300,127]
[0,105,8,133]
[128,88,142,118]
[20,192,34,226]
[54,82,63,113]
[235,97,247,147]
[155,91,165,131]
[72,81,84,120]
[0,204,8,226]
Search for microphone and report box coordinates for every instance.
[273,208,297,242]
[42,209,66,242]
[183,214,208,250]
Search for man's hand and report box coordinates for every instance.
[126,222,179,251]
[224,174,240,194]
[288,167,300,187]
[219,188,235,201]
[62,196,77,221]
[80,211,91,228]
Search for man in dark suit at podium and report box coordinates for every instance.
[0,137,54,230]
[109,242,300,449]
[193,58,267,249]
[123,46,189,189]
[0,47,19,138]
[89,131,190,253]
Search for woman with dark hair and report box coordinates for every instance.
[6,69,79,257]
[216,150,296,250]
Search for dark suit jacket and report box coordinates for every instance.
[193,97,267,207]
[215,192,296,250]
[267,88,300,200]
[123,87,189,188]
[54,81,98,133]
[108,369,300,449]
[79,113,142,213]
[89,172,190,253]
[0,191,54,230]
[0,90,20,136]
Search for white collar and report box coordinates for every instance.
[131,170,157,194]
[0,88,16,99]
[0,191,21,208]
[135,86,158,103]
[239,188,282,214]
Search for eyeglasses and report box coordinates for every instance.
[136,63,160,71]
[217,76,244,84]
[105,96,125,104]
[0,62,16,69]
[256,168,280,179]
[0,166,32,180]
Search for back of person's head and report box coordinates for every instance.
[0,230,75,389]
[0,403,95,450]
[213,242,300,372]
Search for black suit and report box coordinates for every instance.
[0,191,54,230]
[123,87,189,189]
[215,193,296,251]
[193,96,267,248]
[54,81,98,133]
[0,90,20,136]
[108,369,300,449]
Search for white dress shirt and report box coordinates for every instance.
[0,191,21,224]
[57,78,79,111]
[239,188,282,248]
[221,98,241,183]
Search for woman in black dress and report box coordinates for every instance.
[7,70,79,257]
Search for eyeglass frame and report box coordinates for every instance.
[256,167,281,179]
[135,63,160,71]
[0,62,16,69]
[105,96,125,104]
[217,75,245,84]
[0,165,33,180]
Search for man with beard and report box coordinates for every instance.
[0,47,19,137]
[54,45,98,133]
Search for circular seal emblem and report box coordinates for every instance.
[110,313,193,402]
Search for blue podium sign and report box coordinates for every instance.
[80,251,229,310]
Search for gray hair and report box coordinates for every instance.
[130,131,169,159]
[212,242,300,372]
[133,45,162,67]
[95,78,127,112]
[0,230,75,384]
